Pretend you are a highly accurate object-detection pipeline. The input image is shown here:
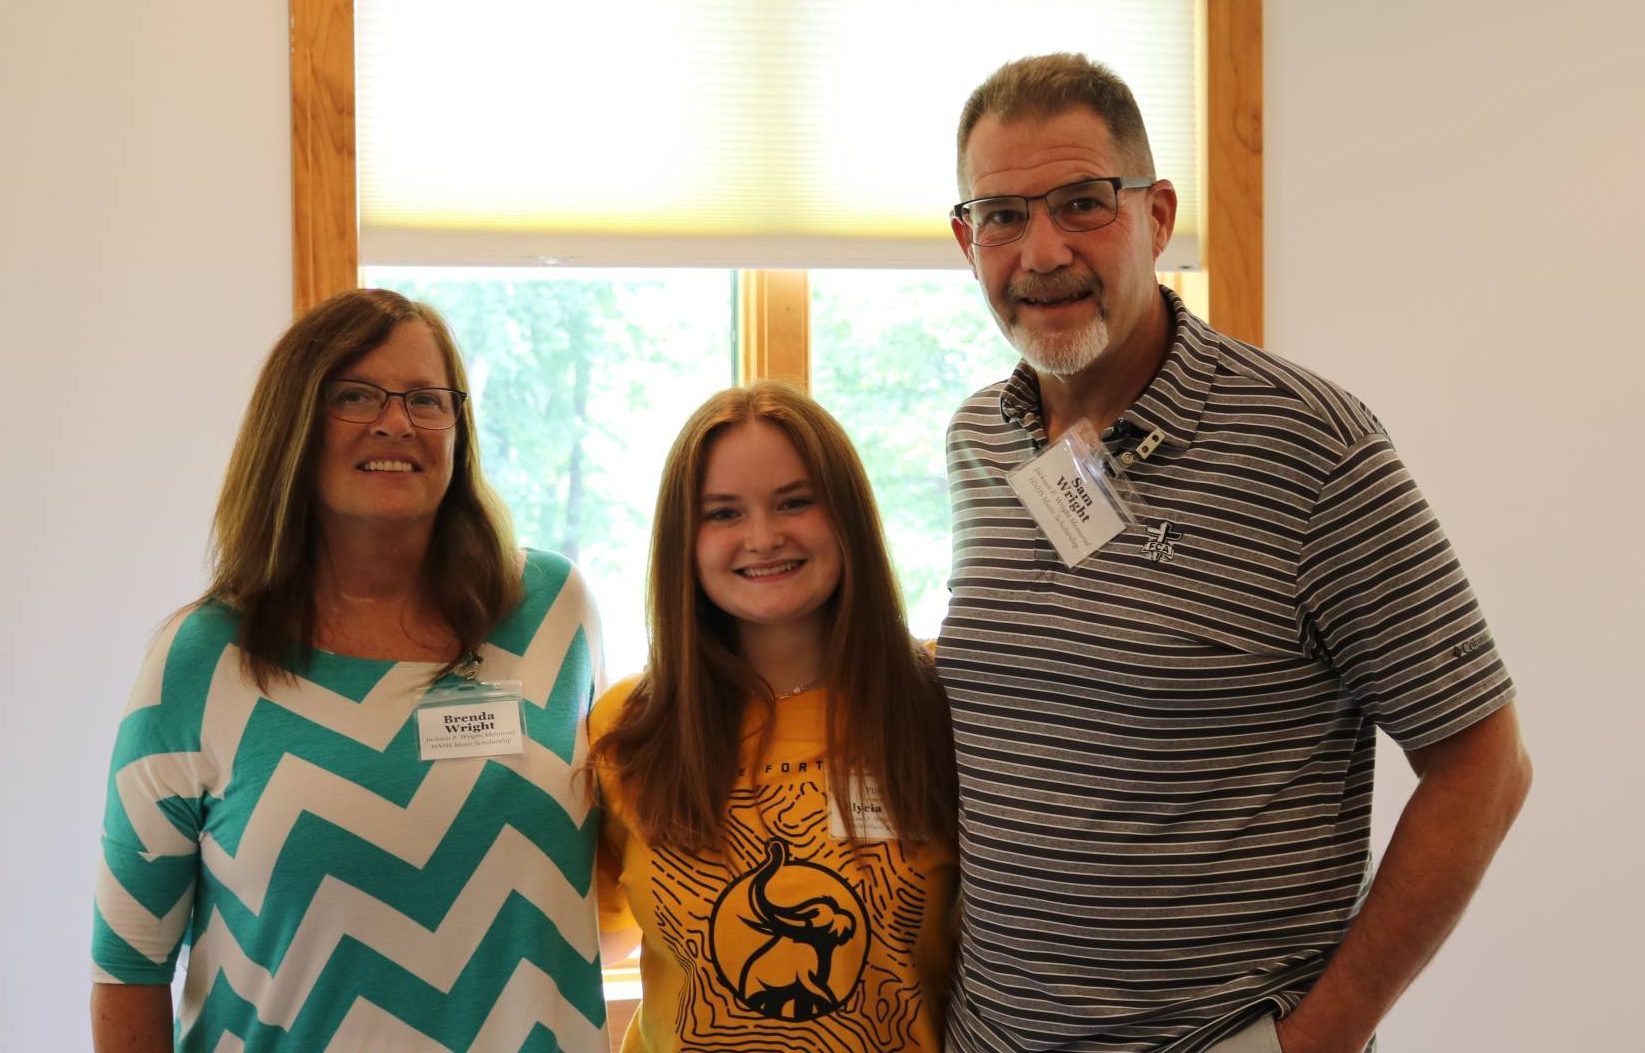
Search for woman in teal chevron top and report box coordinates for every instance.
[91,289,610,1052]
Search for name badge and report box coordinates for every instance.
[1009,419,1144,567]
[416,680,525,761]
[828,774,898,841]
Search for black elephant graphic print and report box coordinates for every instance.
[591,682,955,1052]
[711,838,869,1021]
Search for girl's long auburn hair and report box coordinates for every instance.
[205,288,520,689]
[590,382,956,851]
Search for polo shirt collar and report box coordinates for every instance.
[999,362,1048,444]
[998,287,1219,453]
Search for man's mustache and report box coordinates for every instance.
[1007,269,1103,305]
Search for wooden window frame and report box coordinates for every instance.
[290,0,358,316]
[1205,0,1263,346]
[286,6,1258,1042]
[289,0,1261,362]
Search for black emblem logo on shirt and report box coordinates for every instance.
[708,838,869,1021]
[1453,634,1489,659]
[1144,520,1182,563]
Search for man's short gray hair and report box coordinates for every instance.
[956,52,1156,195]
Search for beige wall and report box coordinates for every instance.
[1,1,1639,1049]
[1267,3,1645,1049]
[0,2,290,1046]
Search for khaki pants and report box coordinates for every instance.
[1203,1014,1283,1053]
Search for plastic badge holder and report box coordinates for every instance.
[1007,419,1150,567]
[415,678,526,761]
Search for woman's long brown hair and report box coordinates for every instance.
[590,382,956,851]
[205,288,519,689]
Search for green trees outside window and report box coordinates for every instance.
[809,270,1014,638]
[366,266,1014,665]
[368,267,737,674]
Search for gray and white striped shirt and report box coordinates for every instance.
[937,289,1512,1053]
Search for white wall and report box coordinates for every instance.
[1268,2,1644,1049]
[0,2,290,1048]
[2,1,1639,1050]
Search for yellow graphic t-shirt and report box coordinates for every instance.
[591,677,957,1053]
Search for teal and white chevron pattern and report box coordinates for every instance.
[93,551,609,1052]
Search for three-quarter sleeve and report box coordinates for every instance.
[92,612,213,983]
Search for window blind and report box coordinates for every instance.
[357,0,1200,269]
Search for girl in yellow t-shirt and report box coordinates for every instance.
[588,382,958,1052]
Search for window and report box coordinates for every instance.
[364,266,737,672]
[294,1,1260,329]
[292,0,1260,1030]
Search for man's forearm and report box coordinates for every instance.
[1276,704,1532,1053]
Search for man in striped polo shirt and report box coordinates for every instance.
[937,53,1532,1053]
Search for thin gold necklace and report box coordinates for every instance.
[774,676,823,700]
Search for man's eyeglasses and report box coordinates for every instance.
[322,379,467,430]
[952,176,1157,247]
